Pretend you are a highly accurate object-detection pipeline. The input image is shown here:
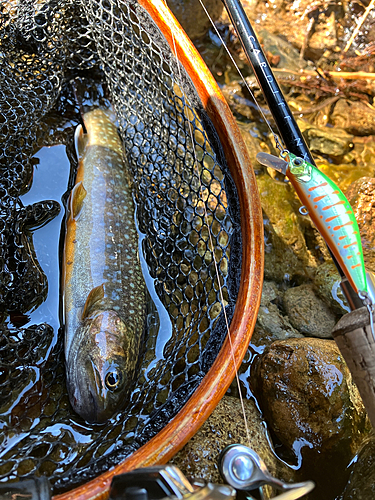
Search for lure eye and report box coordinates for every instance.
[293,158,303,166]
[105,370,122,390]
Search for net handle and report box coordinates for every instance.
[54,1,263,498]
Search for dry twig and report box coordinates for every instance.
[273,68,375,80]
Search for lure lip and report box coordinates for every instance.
[256,152,288,176]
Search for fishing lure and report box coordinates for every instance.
[257,151,370,302]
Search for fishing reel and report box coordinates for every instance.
[108,465,235,500]
[219,445,314,499]
[107,452,314,500]
[0,451,313,500]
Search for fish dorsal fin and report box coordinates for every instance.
[70,181,87,220]
[82,284,105,320]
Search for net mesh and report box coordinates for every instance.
[0,0,242,492]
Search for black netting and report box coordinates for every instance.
[0,0,242,493]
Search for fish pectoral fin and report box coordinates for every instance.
[74,123,88,160]
[82,284,105,320]
[70,181,87,220]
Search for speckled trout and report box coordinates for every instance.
[63,108,146,423]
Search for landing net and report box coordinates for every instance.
[0,0,243,492]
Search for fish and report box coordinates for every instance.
[256,151,368,297]
[63,108,146,423]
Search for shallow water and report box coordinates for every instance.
[19,145,70,333]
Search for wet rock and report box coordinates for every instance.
[240,125,318,284]
[256,172,318,283]
[298,119,354,158]
[283,284,337,338]
[252,281,303,348]
[236,121,271,167]
[170,395,295,491]
[331,99,375,136]
[313,261,350,316]
[308,11,338,57]
[252,338,369,455]
[258,30,306,72]
[346,177,375,274]
[231,0,309,51]
[341,434,375,500]
[221,83,255,122]
[261,280,280,305]
[168,0,223,40]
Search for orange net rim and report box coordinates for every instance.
[54,1,264,499]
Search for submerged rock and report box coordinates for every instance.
[256,172,318,283]
[258,30,307,72]
[331,100,375,136]
[313,261,350,316]
[170,395,295,493]
[312,135,375,194]
[341,434,375,500]
[168,0,223,40]
[252,338,369,455]
[283,284,336,338]
[252,281,303,347]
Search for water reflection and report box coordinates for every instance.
[19,145,71,334]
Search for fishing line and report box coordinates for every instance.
[195,0,284,153]
[164,0,252,447]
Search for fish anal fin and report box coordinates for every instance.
[70,181,87,220]
[82,284,105,320]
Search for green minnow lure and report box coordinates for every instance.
[256,151,368,298]
[63,108,146,423]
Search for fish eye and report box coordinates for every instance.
[105,370,123,390]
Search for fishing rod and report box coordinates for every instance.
[219,0,373,311]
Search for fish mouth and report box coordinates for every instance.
[66,356,111,424]
[68,375,106,423]
[86,390,102,423]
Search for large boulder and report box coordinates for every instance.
[252,338,369,454]
[283,284,337,338]
[251,338,370,498]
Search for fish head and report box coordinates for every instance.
[66,310,136,423]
